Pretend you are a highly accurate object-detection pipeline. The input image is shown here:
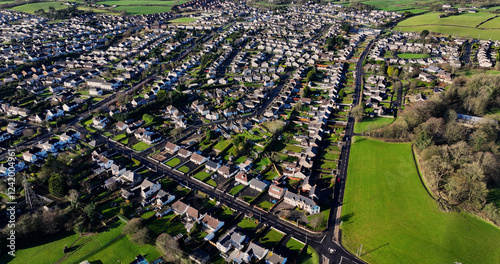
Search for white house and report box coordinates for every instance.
[138,179,161,198]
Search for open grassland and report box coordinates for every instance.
[1,222,160,264]
[169,17,197,23]
[10,2,66,13]
[396,12,500,40]
[341,137,500,264]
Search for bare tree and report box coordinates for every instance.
[22,128,35,138]
[308,214,325,229]
[66,189,79,209]
[122,218,143,235]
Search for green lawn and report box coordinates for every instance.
[112,133,127,141]
[259,229,285,248]
[354,117,395,134]
[286,238,305,253]
[320,160,337,170]
[169,17,197,23]
[1,222,160,264]
[257,201,274,211]
[194,171,212,181]
[297,245,320,264]
[103,132,112,137]
[238,218,258,231]
[115,5,172,15]
[132,141,150,152]
[341,137,500,264]
[228,184,245,195]
[165,157,181,167]
[397,53,430,59]
[178,165,190,174]
[214,140,231,151]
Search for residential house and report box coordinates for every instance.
[249,178,269,192]
[265,251,287,264]
[165,141,180,154]
[156,190,176,206]
[216,227,246,253]
[268,184,286,199]
[217,165,238,178]
[283,190,320,215]
[172,200,189,215]
[186,206,205,222]
[201,214,224,233]
[205,160,220,172]
[6,123,24,135]
[244,242,269,262]
[235,172,251,186]
[190,153,208,165]
[178,149,192,159]
[92,115,108,129]
[138,179,161,198]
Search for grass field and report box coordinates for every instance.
[1,222,160,264]
[132,141,150,152]
[296,245,319,264]
[169,17,197,23]
[178,165,190,173]
[10,2,66,13]
[397,53,430,59]
[194,171,211,181]
[228,184,245,195]
[257,201,274,211]
[165,157,180,167]
[214,140,231,151]
[354,117,395,134]
[341,137,500,264]
[112,133,127,141]
[396,12,500,40]
[259,229,285,248]
[286,238,305,253]
[238,218,258,230]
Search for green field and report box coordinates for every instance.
[396,12,500,40]
[286,238,305,253]
[1,222,160,264]
[228,184,245,195]
[341,137,500,264]
[194,171,211,181]
[169,17,197,23]
[115,5,172,15]
[10,2,66,13]
[296,245,319,264]
[178,165,190,173]
[214,140,231,151]
[97,0,177,5]
[397,53,430,59]
[112,133,127,141]
[238,218,258,231]
[165,157,180,167]
[354,117,395,134]
[257,201,274,211]
[132,141,150,151]
[259,229,285,248]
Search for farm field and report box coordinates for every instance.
[10,2,67,13]
[396,12,500,40]
[0,222,161,264]
[341,137,500,264]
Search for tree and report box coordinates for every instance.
[266,120,286,134]
[420,29,430,39]
[308,214,325,230]
[131,227,151,245]
[49,174,67,197]
[66,189,79,209]
[157,90,167,101]
[22,128,35,139]
[387,66,394,77]
[156,233,179,254]
[341,21,351,33]
[123,218,144,235]
[143,114,154,124]
[352,104,365,123]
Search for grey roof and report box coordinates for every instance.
[249,178,268,190]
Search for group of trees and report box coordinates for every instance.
[34,6,82,19]
[365,75,500,225]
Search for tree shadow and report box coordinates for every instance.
[340,212,355,223]
[90,261,103,264]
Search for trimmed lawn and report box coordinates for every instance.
[297,245,319,264]
[132,141,150,152]
[165,157,181,167]
[140,211,155,219]
[306,209,330,231]
[341,137,500,264]
[169,17,197,23]
[320,160,337,170]
[238,218,258,231]
[286,238,305,253]
[259,229,285,248]
[214,140,231,151]
[397,53,430,59]
[354,117,395,134]
[194,171,212,181]
[257,201,274,211]
[228,184,245,195]
[103,132,112,137]
[252,157,271,172]
[113,133,127,141]
[178,165,190,174]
